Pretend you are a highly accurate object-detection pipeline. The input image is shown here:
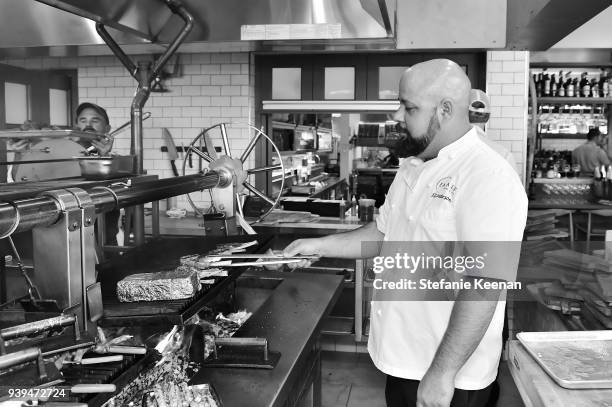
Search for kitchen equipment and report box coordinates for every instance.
[517,330,612,389]
[77,155,135,180]
[162,128,179,176]
[204,337,280,369]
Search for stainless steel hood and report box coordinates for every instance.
[1,0,611,55]
[0,0,394,54]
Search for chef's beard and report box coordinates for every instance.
[392,111,440,158]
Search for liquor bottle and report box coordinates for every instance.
[350,195,357,216]
[339,196,346,219]
[543,72,551,96]
[603,75,610,98]
[567,78,575,97]
[558,72,566,97]
[580,72,590,97]
[550,74,557,97]
[536,73,543,97]
[591,78,599,97]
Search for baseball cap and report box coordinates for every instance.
[76,102,109,125]
[469,89,490,124]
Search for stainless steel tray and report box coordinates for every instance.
[517,331,612,389]
[0,129,103,140]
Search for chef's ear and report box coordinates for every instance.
[104,124,111,134]
[439,99,453,119]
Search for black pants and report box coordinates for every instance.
[385,375,495,407]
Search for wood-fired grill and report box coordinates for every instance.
[98,235,272,327]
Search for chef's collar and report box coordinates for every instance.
[436,126,479,160]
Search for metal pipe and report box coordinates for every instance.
[95,23,137,79]
[0,347,41,369]
[0,172,222,236]
[150,0,194,80]
[0,315,76,340]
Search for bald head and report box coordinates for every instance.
[391,59,474,159]
[400,59,472,110]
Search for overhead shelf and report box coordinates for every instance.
[532,97,612,104]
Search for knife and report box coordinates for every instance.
[162,128,179,176]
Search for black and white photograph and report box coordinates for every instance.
[0,1,611,406]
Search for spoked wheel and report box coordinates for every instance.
[181,122,285,223]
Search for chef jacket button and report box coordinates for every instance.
[408,215,415,221]
[377,309,382,316]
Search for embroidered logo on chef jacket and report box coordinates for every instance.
[431,176,458,203]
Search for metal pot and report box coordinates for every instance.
[78,155,136,180]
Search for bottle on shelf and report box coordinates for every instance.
[339,196,346,219]
[350,195,357,216]
[536,73,543,97]
[567,78,575,97]
[550,74,557,96]
[543,72,551,97]
[558,71,566,97]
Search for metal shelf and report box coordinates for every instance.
[321,316,354,336]
[538,133,589,139]
[532,97,612,104]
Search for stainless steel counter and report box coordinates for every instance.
[191,270,344,407]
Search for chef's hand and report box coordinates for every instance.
[416,369,455,407]
[282,238,322,270]
[90,135,113,156]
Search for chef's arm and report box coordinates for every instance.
[426,285,501,378]
[283,221,384,259]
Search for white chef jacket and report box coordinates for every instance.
[369,127,527,390]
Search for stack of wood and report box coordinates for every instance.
[524,210,570,241]
[531,249,612,329]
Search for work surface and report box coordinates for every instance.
[191,269,344,407]
[508,340,612,407]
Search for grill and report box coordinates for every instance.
[98,235,272,327]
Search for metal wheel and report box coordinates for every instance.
[181,122,285,223]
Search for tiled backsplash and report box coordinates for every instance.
[486,51,529,183]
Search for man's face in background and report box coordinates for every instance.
[76,107,110,134]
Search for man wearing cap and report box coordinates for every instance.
[74,102,114,155]
[283,59,527,407]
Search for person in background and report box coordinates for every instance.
[283,59,527,407]
[572,128,610,175]
[73,103,120,246]
[469,89,518,173]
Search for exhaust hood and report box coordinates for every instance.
[0,0,394,55]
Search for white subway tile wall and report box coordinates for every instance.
[2,52,256,211]
[486,51,529,183]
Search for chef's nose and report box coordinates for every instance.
[392,106,404,122]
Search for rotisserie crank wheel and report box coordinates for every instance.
[181,122,285,223]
